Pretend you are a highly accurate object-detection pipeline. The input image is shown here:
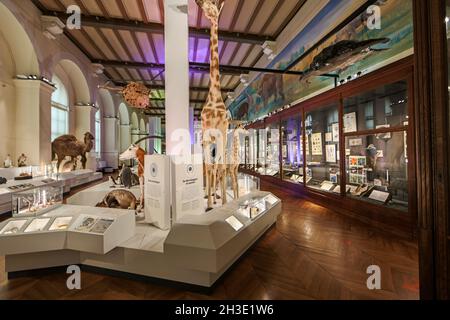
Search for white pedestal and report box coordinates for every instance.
[144,155,171,230]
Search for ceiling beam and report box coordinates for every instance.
[151,98,205,104]
[97,60,308,76]
[37,9,274,45]
[111,81,234,93]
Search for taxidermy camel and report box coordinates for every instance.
[52,132,94,172]
[196,0,230,210]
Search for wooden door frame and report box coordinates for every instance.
[413,0,450,300]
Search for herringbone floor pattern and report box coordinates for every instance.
[0,182,419,300]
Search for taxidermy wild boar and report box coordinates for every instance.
[299,38,390,83]
[96,189,137,210]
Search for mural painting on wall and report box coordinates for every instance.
[229,0,413,122]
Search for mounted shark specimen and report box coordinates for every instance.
[299,38,390,83]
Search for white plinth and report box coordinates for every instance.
[1,191,281,288]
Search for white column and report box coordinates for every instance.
[103,117,119,169]
[189,106,194,145]
[148,117,162,154]
[164,0,190,155]
[120,124,131,153]
[13,79,54,166]
[74,104,95,138]
[74,104,97,171]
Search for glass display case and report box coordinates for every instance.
[343,80,409,211]
[245,129,258,171]
[305,102,341,193]
[281,115,304,184]
[257,128,267,175]
[12,185,63,217]
[265,121,280,178]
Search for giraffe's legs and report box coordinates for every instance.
[231,166,239,199]
[206,164,213,210]
[220,165,227,205]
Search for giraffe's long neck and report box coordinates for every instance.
[208,20,224,107]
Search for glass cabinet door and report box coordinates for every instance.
[305,102,341,193]
[281,115,304,184]
[265,122,281,178]
[343,80,409,211]
[257,128,267,175]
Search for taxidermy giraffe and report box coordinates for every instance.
[196,0,229,210]
[228,122,248,199]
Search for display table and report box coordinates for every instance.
[0,191,282,288]
[0,169,103,215]
[67,181,141,207]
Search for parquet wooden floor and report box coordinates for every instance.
[0,179,420,300]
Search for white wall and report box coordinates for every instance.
[0,31,16,163]
[0,0,135,168]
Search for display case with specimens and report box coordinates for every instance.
[12,185,63,217]
[305,102,341,193]
[264,120,281,177]
[281,114,304,184]
[242,59,414,236]
[343,80,409,211]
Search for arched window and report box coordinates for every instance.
[95,110,101,154]
[51,75,69,141]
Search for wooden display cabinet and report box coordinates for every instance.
[242,56,416,239]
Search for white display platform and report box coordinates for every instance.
[0,205,135,255]
[0,191,281,288]
[0,169,103,215]
[144,155,171,230]
[66,181,141,207]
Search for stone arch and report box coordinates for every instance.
[52,59,91,103]
[118,103,130,125]
[139,118,147,150]
[0,2,40,75]
[118,103,131,153]
[98,88,115,118]
[0,2,40,162]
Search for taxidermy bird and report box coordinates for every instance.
[299,38,390,83]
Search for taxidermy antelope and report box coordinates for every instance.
[119,136,163,211]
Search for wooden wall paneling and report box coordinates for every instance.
[413,0,449,300]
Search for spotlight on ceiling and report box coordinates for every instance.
[261,41,277,60]
[240,74,249,84]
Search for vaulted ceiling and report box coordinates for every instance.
[32,0,308,119]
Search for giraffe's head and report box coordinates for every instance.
[196,0,224,23]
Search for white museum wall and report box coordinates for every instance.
[0,0,137,169]
[0,32,16,163]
